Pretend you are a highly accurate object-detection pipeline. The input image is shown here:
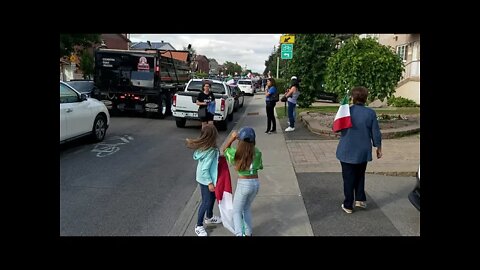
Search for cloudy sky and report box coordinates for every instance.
[129,34,282,74]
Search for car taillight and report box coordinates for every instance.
[172,95,176,106]
[221,99,225,111]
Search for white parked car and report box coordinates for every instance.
[60,81,110,143]
[237,79,255,96]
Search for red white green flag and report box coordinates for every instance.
[332,94,352,132]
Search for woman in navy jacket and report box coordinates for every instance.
[336,86,382,214]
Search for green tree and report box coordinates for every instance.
[60,34,100,58]
[79,50,94,79]
[324,36,404,102]
[285,34,338,107]
[223,61,242,76]
[263,46,289,78]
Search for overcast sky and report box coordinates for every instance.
[129,34,282,74]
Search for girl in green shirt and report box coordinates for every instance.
[222,126,263,236]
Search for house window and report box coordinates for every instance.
[396,45,407,61]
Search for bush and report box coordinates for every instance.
[275,78,289,94]
[387,96,418,107]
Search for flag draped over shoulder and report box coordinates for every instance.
[332,94,352,132]
[215,156,235,234]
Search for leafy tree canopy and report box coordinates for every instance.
[284,34,338,107]
[222,61,242,76]
[60,34,100,58]
[324,36,404,102]
[79,50,94,79]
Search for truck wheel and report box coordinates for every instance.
[217,120,228,131]
[91,114,107,142]
[227,111,234,121]
[175,118,186,128]
[164,92,172,116]
[157,94,167,119]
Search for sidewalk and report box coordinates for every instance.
[171,95,420,236]
[173,94,314,236]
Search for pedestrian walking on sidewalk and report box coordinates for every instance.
[336,86,382,214]
[264,78,278,134]
[186,124,222,236]
[284,76,301,132]
[221,127,263,236]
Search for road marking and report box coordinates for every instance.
[91,135,133,158]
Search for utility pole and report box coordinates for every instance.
[276,56,279,79]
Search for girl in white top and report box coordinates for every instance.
[285,76,300,131]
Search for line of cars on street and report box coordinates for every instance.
[60,78,246,143]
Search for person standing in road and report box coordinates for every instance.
[336,86,382,214]
[186,124,222,236]
[284,76,301,132]
[196,80,216,129]
[221,127,263,236]
[264,78,278,134]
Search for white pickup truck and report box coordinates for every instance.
[172,79,235,130]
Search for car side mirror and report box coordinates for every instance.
[80,93,88,101]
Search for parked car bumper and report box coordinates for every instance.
[408,166,420,211]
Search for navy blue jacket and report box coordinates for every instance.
[336,104,382,164]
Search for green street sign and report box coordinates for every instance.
[281,51,292,59]
[281,44,293,52]
[281,44,293,59]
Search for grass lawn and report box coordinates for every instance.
[275,105,420,119]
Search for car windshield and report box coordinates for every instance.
[67,81,94,93]
[187,81,225,94]
[238,80,251,85]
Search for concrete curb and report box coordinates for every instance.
[300,112,420,139]
[168,186,200,236]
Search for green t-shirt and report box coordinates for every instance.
[224,147,263,176]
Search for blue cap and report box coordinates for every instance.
[238,127,256,142]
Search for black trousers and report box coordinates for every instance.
[266,101,276,132]
[340,161,368,209]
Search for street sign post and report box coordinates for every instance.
[280,35,295,44]
[281,44,293,60]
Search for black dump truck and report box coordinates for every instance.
[92,47,192,118]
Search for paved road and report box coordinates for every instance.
[60,97,252,236]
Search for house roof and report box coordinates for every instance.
[130,42,176,50]
[161,51,189,62]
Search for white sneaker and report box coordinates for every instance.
[285,127,295,132]
[355,201,367,209]
[341,204,353,214]
[195,225,207,236]
[204,215,222,224]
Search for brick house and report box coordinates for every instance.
[194,55,210,74]
[100,34,131,50]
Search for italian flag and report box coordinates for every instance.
[332,94,352,132]
[215,156,235,234]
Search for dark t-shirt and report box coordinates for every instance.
[197,91,215,109]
